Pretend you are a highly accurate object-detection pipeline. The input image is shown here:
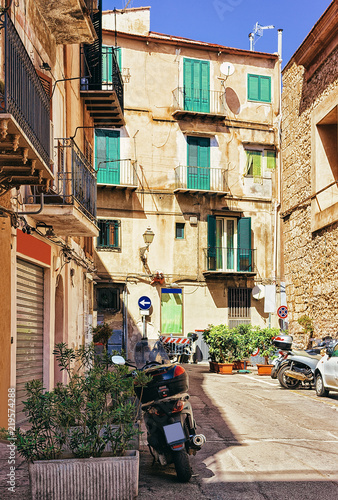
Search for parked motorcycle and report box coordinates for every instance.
[112,339,205,482]
[271,335,328,389]
[159,333,199,363]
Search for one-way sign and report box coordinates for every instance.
[138,296,152,310]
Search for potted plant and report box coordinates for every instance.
[92,322,113,347]
[203,325,236,374]
[251,327,279,375]
[231,324,253,370]
[15,343,150,500]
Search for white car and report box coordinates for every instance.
[315,341,338,397]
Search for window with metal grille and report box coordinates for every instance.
[97,220,120,249]
[228,288,251,318]
[175,222,185,239]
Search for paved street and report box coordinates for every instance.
[1,363,338,499]
[138,363,338,500]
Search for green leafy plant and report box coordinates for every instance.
[92,323,113,345]
[15,343,150,462]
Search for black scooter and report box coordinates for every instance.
[112,339,205,482]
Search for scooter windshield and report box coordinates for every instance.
[134,338,169,369]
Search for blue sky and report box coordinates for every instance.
[102,0,332,66]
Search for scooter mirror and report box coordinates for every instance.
[111,355,126,365]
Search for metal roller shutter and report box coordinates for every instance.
[16,259,44,423]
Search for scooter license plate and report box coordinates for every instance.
[163,422,185,445]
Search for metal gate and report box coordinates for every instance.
[16,259,44,423]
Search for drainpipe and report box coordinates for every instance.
[123,283,128,356]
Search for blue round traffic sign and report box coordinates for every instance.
[138,296,152,310]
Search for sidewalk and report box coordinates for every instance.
[0,440,31,500]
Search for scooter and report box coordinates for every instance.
[271,335,326,389]
[112,339,205,482]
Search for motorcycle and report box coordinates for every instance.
[112,339,205,482]
[271,335,329,389]
[159,333,199,363]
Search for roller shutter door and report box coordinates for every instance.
[16,259,44,423]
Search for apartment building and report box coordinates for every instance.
[94,7,282,358]
[0,0,124,426]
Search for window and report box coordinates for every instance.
[183,58,210,113]
[102,46,121,87]
[95,130,120,184]
[247,74,271,103]
[207,215,252,272]
[96,287,120,311]
[161,288,183,335]
[245,149,276,179]
[228,288,251,328]
[187,136,210,190]
[175,222,185,239]
[97,220,120,249]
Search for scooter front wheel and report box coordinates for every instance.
[277,365,301,389]
[173,449,192,482]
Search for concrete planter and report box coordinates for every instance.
[28,450,139,500]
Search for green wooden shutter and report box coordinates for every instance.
[115,47,121,69]
[187,137,210,189]
[207,214,216,270]
[183,58,193,111]
[248,74,259,101]
[246,150,261,178]
[200,61,210,113]
[260,76,271,102]
[237,217,252,271]
[95,130,106,173]
[95,130,120,184]
[266,150,276,169]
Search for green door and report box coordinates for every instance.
[184,59,210,113]
[187,136,210,190]
[95,130,120,185]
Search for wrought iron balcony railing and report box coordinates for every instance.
[26,139,97,223]
[172,88,226,117]
[204,247,256,273]
[96,159,137,188]
[174,166,228,193]
[0,12,50,167]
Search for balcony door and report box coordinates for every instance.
[183,58,210,113]
[215,218,237,271]
[95,130,120,185]
[187,136,210,190]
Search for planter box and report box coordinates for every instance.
[29,450,139,500]
[256,363,274,376]
[209,361,218,372]
[233,360,246,370]
[217,362,234,374]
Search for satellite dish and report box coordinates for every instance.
[220,62,235,77]
[252,285,265,300]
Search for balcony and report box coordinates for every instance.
[174,166,228,195]
[34,0,97,44]
[24,139,98,237]
[203,247,256,276]
[0,13,53,194]
[81,46,124,127]
[97,159,137,190]
[172,88,226,120]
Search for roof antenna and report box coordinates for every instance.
[249,22,275,51]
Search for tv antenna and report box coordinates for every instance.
[249,22,275,51]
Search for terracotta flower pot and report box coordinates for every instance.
[217,362,234,374]
[209,361,218,372]
[256,363,274,376]
[233,360,245,371]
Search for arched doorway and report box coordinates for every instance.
[54,275,64,385]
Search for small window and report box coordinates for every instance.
[228,288,251,319]
[176,223,185,239]
[248,74,271,103]
[245,149,276,178]
[96,288,120,311]
[97,220,120,249]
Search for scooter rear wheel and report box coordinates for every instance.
[277,365,301,389]
[173,449,192,482]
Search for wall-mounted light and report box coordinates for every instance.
[140,226,155,264]
[40,62,51,71]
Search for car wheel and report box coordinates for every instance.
[277,365,301,389]
[315,373,329,397]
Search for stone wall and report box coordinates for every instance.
[282,47,338,344]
